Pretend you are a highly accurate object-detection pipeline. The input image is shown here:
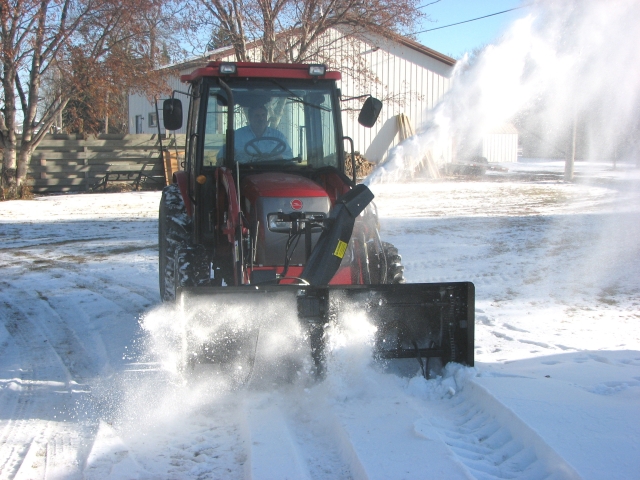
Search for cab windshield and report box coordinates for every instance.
[201,79,340,170]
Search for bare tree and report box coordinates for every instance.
[180,0,426,125]
[191,0,424,63]
[0,0,178,197]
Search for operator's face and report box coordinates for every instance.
[249,108,268,136]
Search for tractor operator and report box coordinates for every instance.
[225,105,293,163]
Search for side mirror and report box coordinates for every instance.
[358,97,382,128]
[163,98,183,131]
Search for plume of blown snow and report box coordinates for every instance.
[366,0,640,184]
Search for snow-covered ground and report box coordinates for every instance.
[1,159,639,479]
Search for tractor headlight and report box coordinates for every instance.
[308,64,326,76]
[219,62,237,75]
[268,214,292,232]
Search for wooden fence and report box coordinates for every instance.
[24,134,185,194]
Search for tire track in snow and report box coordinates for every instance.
[298,360,581,480]
[421,378,581,480]
[316,373,475,480]
[83,368,248,478]
[34,280,145,374]
[0,282,101,381]
[12,436,47,480]
[0,292,95,478]
[237,370,473,480]
[0,391,34,477]
[242,394,314,479]
[0,295,52,478]
[87,376,345,479]
[1,242,158,313]
[1,244,158,376]
[242,390,355,479]
[430,397,547,479]
[73,270,158,316]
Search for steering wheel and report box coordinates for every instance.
[244,136,288,160]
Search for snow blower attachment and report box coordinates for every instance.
[158,61,474,379]
[179,282,474,378]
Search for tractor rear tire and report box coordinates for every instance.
[382,242,406,284]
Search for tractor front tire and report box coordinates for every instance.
[382,242,406,284]
[159,184,191,302]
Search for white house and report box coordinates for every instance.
[129,29,457,166]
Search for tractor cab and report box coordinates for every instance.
[164,62,380,180]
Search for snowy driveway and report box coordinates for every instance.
[0,160,639,479]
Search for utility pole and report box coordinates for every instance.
[564,114,576,182]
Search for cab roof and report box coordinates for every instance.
[181,61,342,83]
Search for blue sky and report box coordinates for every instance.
[412,0,533,59]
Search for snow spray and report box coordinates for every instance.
[365,0,640,184]
[141,291,388,396]
[322,300,380,397]
[140,293,310,387]
[97,295,312,440]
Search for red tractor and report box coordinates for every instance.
[158,62,474,377]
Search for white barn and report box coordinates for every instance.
[128,29,457,165]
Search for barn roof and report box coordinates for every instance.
[158,28,456,72]
[390,34,456,66]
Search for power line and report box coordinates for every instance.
[418,0,442,9]
[412,4,531,35]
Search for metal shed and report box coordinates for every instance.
[482,123,519,163]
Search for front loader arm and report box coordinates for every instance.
[216,167,241,244]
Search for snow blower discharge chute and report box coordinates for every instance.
[158,62,474,378]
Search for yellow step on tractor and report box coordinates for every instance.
[158,61,474,378]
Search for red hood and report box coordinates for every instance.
[242,173,328,200]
